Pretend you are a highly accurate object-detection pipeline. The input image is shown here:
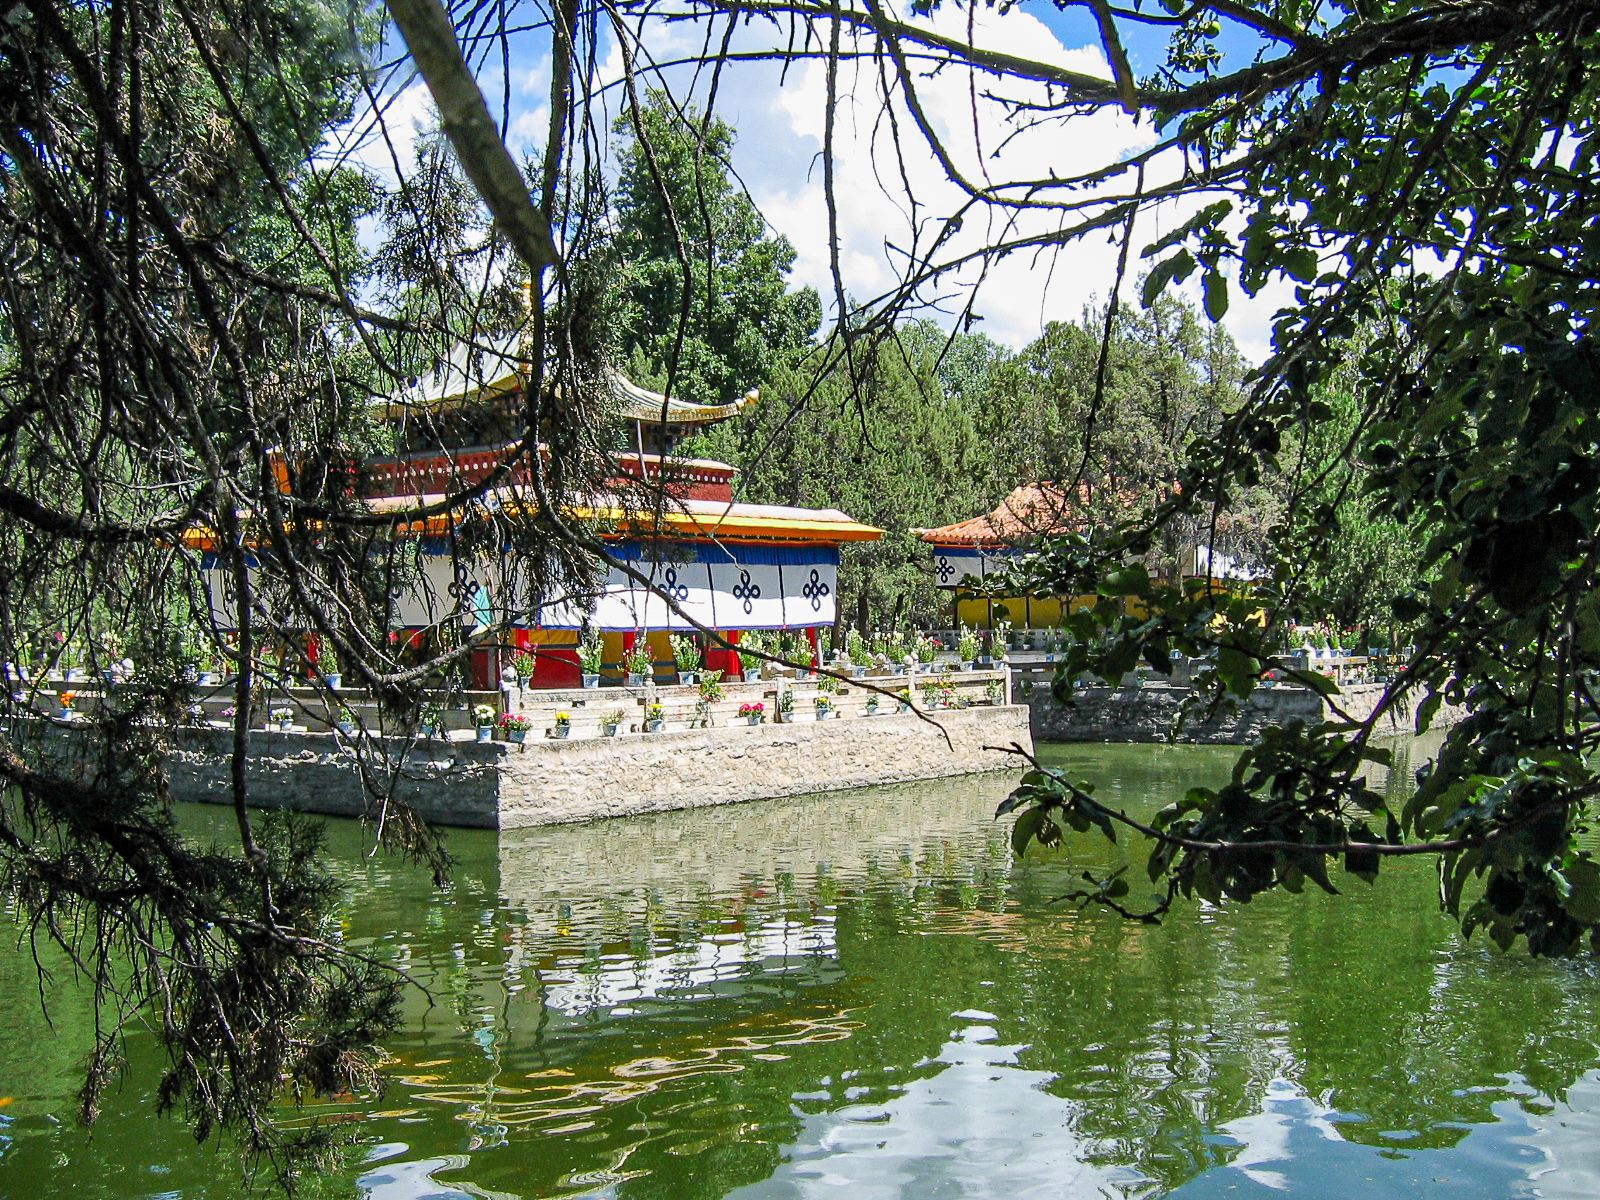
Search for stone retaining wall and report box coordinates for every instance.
[1024,682,1466,744]
[164,704,1033,829]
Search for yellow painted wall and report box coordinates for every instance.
[953,593,1099,629]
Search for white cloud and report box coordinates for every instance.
[333,6,1290,359]
[706,2,1287,355]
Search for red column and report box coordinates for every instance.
[706,630,740,679]
[806,626,821,669]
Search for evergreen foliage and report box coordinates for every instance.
[611,94,821,406]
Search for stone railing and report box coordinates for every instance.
[5,667,1011,740]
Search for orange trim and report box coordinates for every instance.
[571,506,882,542]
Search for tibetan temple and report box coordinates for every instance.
[919,483,1087,629]
[206,336,882,689]
[920,483,1260,629]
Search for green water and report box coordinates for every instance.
[4,740,1600,1199]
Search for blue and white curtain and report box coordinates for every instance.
[543,541,839,630]
[202,541,842,632]
[930,545,1022,589]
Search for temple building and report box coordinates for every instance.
[918,484,1088,630]
[920,483,1260,630]
[203,336,882,688]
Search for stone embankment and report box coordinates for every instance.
[164,704,1032,829]
[1021,680,1467,744]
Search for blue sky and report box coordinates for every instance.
[354,0,1300,360]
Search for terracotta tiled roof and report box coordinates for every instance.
[917,484,1091,548]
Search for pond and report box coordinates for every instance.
[4,740,1600,1198]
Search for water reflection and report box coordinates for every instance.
[4,738,1600,1200]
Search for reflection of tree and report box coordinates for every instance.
[20,764,1598,1197]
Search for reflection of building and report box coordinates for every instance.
[200,336,882,688]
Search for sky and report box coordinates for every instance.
[350,0,1302,363]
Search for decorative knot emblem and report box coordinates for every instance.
[935,556,955,585]
[661,566,689,602]
[732,569,761,615]
[802,568,831,612]
[447,574,480,608]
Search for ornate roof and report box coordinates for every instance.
[384,332,757,423]
[917,484,1090,548]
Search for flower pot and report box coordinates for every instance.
[509,729,528,743]
[550,726,568,740]
[197,671,220,687]
[897,702,912,713]
[646,718,664,733]
[64,668,86,683]
[744,714,761,725]
[336,721,355,736]
[475,726,493,743]
[678,672,699,686]
[582,674,600,688]
[324,673,343,690]
[626,672,646,687]
[959,661,974,672]
[743,669,760,682]
[517,674,534,690]
[419,723,436,738]
[977,655,993,666]
[852,666,867,678]
[604,722,619,737]
[57,708,72,720]
[277,721,293,733]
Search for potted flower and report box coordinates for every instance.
[917,635,939,670]
[896,687,912,713]
[846,630,874,677]
[991,623,1011,663]
[510,648,538,687]
[738,701,764,725]
[269,706,294,732]
[603,707,626,736]
[777,687,795,723]
[418,703,444,738]
[473,703,496,742]
[57,690,76,720]
[577,633,604,687]
[645,702,665,732]
[985,678,1004,705]
[333,704,356,736]
[197,652,222,687]
[739,629,770,681]
[777,630,809,677]
[623,641,652,686]
[318,643,343,690]
[496,712,532,743]
[545,712,569,741]
[957,625,981,671]
[670,634,702,686]
[865,692,880,715]
[814,694,834,720]
[698,669,725,707]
